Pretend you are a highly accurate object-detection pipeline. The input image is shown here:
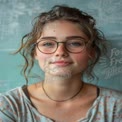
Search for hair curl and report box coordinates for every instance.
[15,5,107,84]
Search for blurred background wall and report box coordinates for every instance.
[0,0,122,92]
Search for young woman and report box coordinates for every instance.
[0,5,122,122]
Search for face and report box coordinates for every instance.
[35,20,93,78]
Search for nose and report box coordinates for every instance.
[54,43,68,57]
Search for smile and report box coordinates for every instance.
[51,61,72,66]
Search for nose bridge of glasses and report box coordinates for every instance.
[57,41,67,48]
[56,41,67,51]
[57,41,66,44]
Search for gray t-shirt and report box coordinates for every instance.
[0,86,122,122]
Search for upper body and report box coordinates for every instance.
[0,83,122,122]
[1,5,121,122]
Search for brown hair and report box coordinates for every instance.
[15,5,107,84]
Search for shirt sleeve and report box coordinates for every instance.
[0,94,16,122]
[114,99,122,122]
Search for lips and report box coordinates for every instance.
[51,61,72,66]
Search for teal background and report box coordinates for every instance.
[0,0,122,92]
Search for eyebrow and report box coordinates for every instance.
[40,36,86,40]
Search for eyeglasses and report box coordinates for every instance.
[34,38,87,54]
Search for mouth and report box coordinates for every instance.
[51,61,72,66]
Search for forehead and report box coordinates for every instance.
[41,20,88,40]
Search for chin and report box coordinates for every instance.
[50,70,72,79]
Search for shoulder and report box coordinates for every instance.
[99,87,122,100]
[0,87,24,121]
[98,87,122,114]
[0,87,24,108]
[0,86,23,101]
[96,87,122,120]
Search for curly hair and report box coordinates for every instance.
[15,5,107,84]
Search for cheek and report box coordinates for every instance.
[35,52,52,70]
[73,53,89,66]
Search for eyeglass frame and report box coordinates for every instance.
[33,37,89,54]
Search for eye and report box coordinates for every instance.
[71,42,82,46]
[43,42,54,46]
[67,40,84,47]
[39,40,55,47]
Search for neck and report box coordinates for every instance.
[42,74,84,102]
